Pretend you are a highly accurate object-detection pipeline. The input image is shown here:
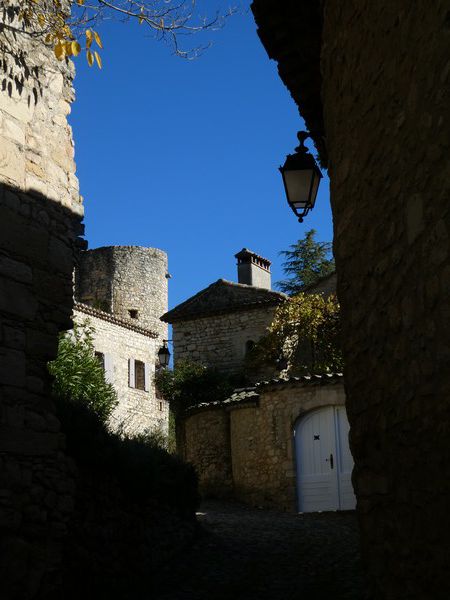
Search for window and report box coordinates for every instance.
[95,352,114,384]
[159,401,163,412]
[135,360,145,390]
[245,340,256,355]
[128,309,139,319]
[128,359,149,392]
[95,351,105,370]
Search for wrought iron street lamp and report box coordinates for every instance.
[157,340,171,368]
[279,131,322,222]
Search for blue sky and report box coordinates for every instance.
[70,2,333,310]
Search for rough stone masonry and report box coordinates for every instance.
[0,6,85,597]
[252,2,450,598]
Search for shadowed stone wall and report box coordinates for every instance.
[0,10,84,597]
[181,408,233,498]
[320,3,450,598]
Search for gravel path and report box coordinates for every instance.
[152,500,369,600]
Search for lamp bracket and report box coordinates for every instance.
[295,130,324,154]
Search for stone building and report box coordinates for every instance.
[251,2,450,598]
[180,374,355,513]
[161,248,287,374]
[74,246,170,435]
[165,250,353,512]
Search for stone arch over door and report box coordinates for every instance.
[294,405,356,512]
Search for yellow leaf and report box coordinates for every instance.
[86,50,94,67]
[77,0,85,4]
[71,41,81,56]
[138,16,144,24]
[37,13,45,27]
[86,29,93,49]
[94,51,102,69]
[54,43,65,61]
[45,33,53,44]
[65,42,73,56]
[93,31,103,49]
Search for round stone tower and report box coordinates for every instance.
[76,246,169,338]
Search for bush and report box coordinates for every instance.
[48,320,118,423]
[245,292,343,377]
[56,397,199,517]
[155,360,244,415]
[49,320,199,517]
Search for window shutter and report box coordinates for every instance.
[104,354,114,384]
[128,358,135,388]
[144,363,150,392]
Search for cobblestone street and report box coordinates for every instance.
[153,501,368,600]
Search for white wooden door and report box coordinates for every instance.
[295,406,356,512]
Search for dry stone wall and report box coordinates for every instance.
[0,11,84,598]
[182,382,345,511]
[173,306,277,374]
[321,3,450,598]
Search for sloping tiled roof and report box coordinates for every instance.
[161,279,287,323]
[185,387,259,414]
[184,374,343,414]
[301,271,337,295]
[74,302,158,338]
[257,373,344,390]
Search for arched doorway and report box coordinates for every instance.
[294,406,356,512]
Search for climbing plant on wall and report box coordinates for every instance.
[245,292,343,378]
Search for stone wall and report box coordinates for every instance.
[73,304,169,436]
[76,246,169,339]
[61,465,197,599]
[0,11,84,598]
[182,408,233,497]
[181,380,345,511]
[320,3,450,598]
[173,306,277,374]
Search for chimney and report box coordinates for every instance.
[235,248,271,289]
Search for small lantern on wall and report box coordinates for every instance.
[157,340,171,368]
[279,131,322,222]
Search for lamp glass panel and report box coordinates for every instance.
[309,170,321,208]
[283,169,312,208]
[158,348,170,367]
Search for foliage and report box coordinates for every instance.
[56,397,199,516]
[276,229,335,295]
[48,320,118,423]
[155,360,242,414]
[6,0,236,67]
[245,292,343,377]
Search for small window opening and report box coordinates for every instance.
[159,402,163,411]
[95,351,105,371]
[135,360,145,390]
[245,340,256,355]
[129,309,139,319]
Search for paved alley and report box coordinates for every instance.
[152,500,368,600]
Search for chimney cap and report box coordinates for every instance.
[235,248,271,271]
